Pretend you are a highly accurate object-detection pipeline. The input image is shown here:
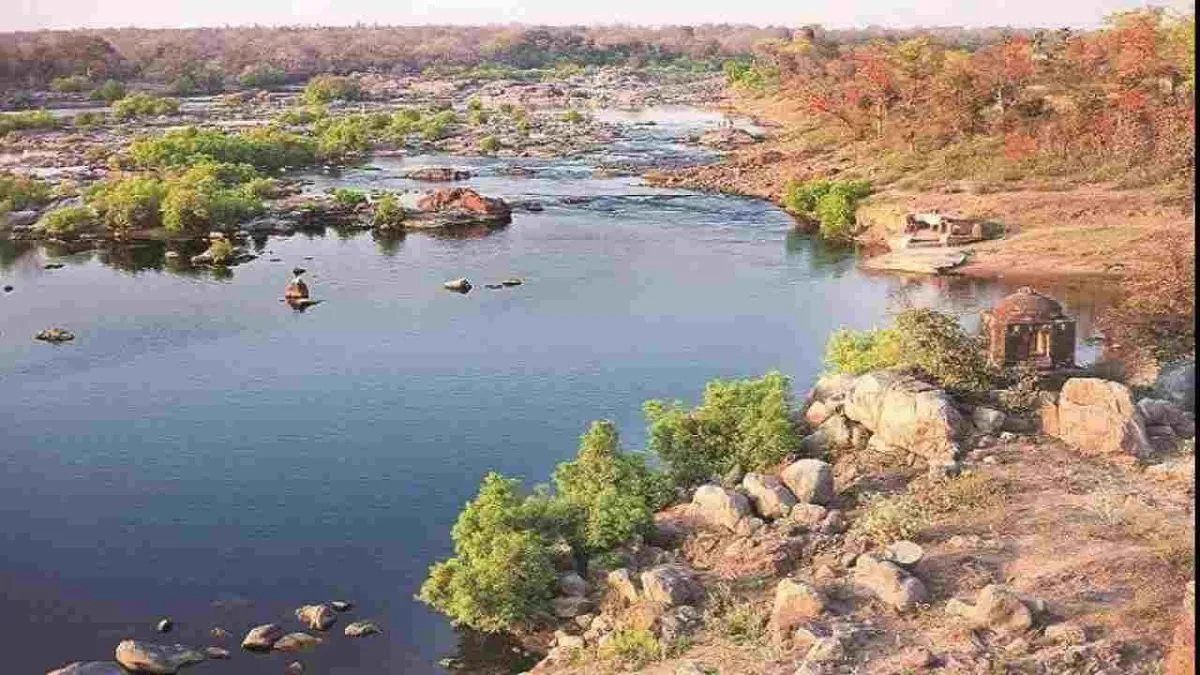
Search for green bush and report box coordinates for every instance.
[824,327,902,375]
[112,93,180,120]
[238,64,287,89]
[466,97,484,112]
[36,205,96,236]
[552,421,672,553]
[417,473,561,633]
[207,238,234,265]
[330,187,366,206]
[72,111,105,128]
[420,110,458,141]
[824,308,991,392]
[851,492,927,545]
[372,192,405,229]
[468,108,489,126]
[598,627,663,668]
[50,75,91,93]
[0,172,52,211]
[0,110,58,136]
[160,163,263,233]
[560,109,587,124]
[781,179,871,241]
[644,371,798,487]
[127,126,317,172]
[275,105,326,126]
[87,175,166,234]
[302,75,361,105]
[90,79,126,103]
[313,115,373,161]
[477,135,501,153]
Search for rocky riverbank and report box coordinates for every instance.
[507,369,1195,675]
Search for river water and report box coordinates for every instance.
[0,107,1108,674]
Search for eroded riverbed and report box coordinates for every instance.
[1,108,1110,674]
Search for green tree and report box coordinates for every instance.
[87,175,166,235]
[302,75,362,105]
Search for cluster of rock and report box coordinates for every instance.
[47,601,379,675]
[409,187,512,228]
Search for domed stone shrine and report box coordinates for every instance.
[981,287,1076,369]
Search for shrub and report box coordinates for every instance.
[0,110,57,136]
[781,179,871,241]
[468,108,489,126]
[598,627,663,668]
[36,205,96,236]
[127,126,317,172]
[824,327,902,375]
[420,110,458,141]
[238,64,287,89]
[275,105,326,126]
[50,75,90,93]
[560,109,587,124]
[302,75,361,105]
[851,492,927,545]
[330,187,366,206]
[552,420,672,553]
[466,97,484,112]
[160,163,263,233]
[372,192,405,229]
[477,135,501,153]
[313,115,373,161]
[72,111,105,128]
[87,175,167,234]
[644,371,798,487]
[417,473,560,633]
[90,79,126,103]
[207,238,234,265]
[0,172,52,211]
[112,93,180,120]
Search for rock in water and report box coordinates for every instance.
[286,662,304,674]
[35,327,75,343]
[114,640,206,674]
[273,632,322,652]
[330,600,353,612]
[241,623,284,651]
[202,647,230,660]
[501,278,523,286]
[46,663,127,675]
[295,604,337,631]
[413,187,512,227]
[344,621,382,638]
[156,618,173,634]
[443,277,472,293]
[405,167,473,181]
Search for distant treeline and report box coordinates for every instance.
[1,23,1042,91]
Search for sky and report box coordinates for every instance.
[4,0,1193,32]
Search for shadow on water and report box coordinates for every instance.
[372,230,407,257]
[785,229,857,276]
[439,630,540,675]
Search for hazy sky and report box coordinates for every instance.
[6,0,1192,31]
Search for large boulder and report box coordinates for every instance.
[1137,398,1195,438]
[273,632,322,652]
[780,459,834,505]
[742,473,796,519]
[241,623,284,651]
[946,584,1034,636]
[769,579,826,637]
[852,554,928,613]
[843,371,965,463]
[295,604,337,631]
[1055,378,1153,457]
[412,187,512,227]
[691,484,752,531]
[799,415,854,455]
[640,564,703,607]
[114,641,205,674]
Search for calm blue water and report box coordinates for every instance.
[0,109,1107,674]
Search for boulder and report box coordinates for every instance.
[606,568,641,603]
[780,459,834,505]
[442,277,472,292]
[804,399,834,428]
[853,554,928,612]
[946,584,1033,636]
[790,503,828,529]
[971,407,1007,435]
[344,621,381,638]
[1056,378,1153,457]
[295,604,337,631]
[769,579,826,637]
[811,373,856,402]
[1154,360,1195,410]
[551,596,594,618]
[558,572,588,597]
[1138,398,1195,438]
[35,327,75,343]
[273,633,322,652]
[413,188,512,226]
[691,484,752,531]
[114,641,206,674]
[404,167,472,181]
[285,662,303,674]
[800,415,853,454]
[241,623,284,651]
[640,564,703,607]
[202,647,230,660]
[742,473,797,519]
[843,371,965,463]
[6,209,39,228]
[155,618,173,634]
[882,540,924,567]
[658,605,704,642]
[47,663,127,675]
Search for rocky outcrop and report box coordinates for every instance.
[946,584,1036,636]
[853,554,928,612]
[691,484,752,531]
[241,623,284,651]
[843,370,965,464]
[780,459,834,505]
[640,564,703,607]
[295,604,337,631]
[1055,378,1153,457]
[411,188,512,227]
[769,579,826,637]
[114,641,205,674]
[741,472,796,519]
[405,167,472,181]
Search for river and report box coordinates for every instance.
[0,107,1108,674]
